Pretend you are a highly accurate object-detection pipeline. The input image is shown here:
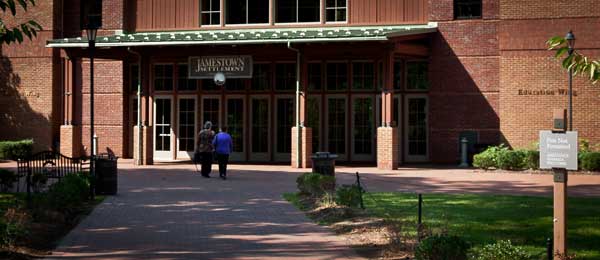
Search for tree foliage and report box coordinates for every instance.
[547,36,600,84]
[0,0,42,45]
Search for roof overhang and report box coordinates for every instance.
[47,23,438,48]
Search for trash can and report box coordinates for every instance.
[94,153,118,195]
[311,152,338,176]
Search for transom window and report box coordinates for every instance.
[454,0,482,19]
[252,64,272,91]
[326,62,348,91]
[276,0,320,23]
[177,64,197,91]
[154,64,173,91]
[227,0,269,24]
[275,63,296,91]
[326,0,347,22]
[201,0,221,26]
[308,63,322,90]
[352,62,374,90]
[406,61,429,90]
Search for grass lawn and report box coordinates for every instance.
[364,192,600,259]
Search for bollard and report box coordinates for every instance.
[418,194,423,225]
[459,137,469,167]
[93,133,99,156]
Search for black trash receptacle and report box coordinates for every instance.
[311,152,338,176]
[94,154,118,195]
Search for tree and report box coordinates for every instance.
[0,0,42,45]
[547,36,599,84]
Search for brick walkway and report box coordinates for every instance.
[1,160,599,259]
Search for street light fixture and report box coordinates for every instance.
[87,26,98,199]
[565,30,575,131]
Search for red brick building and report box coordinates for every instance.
[0,0,598,169]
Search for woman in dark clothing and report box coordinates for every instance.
[212,126,233,180]
[196,121,215,177]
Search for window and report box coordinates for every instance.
[227,99,244,153]
[276,0,320,23]
[454,0,482,19]
[225,79,246,90]
[177,64,197,91]
[154,64,173,91]
[406,61,429,90]
[130,64,139,92]
[326,62,348,91]
[352,62,374,90]
[275,63,296,91]
[328,98,346,154]
[276,98,294,153]
[201,0,220,25]
[227,0,269,24]
[201,79,220,91]
[308,63,322,90]
[307,97,320,152]
[251,64,272,91]
[326,0,346,22]
[178,99,196,152]
[393,61,402,90]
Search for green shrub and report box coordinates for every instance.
[469,240,532,260]
[296,173,335,196]
[335,184,362,208]
[415,234,470,260]
[580,152,600,171]
[0,139,33,160]
[473,145,507,170]
[497,149,526,170]
[0,169,17,192]
[45,173,90,216]
[522,150,539,170]
[0,208,29,248]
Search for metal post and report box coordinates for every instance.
[288,42,302,168]
[547,237,553,260]
[89,40,95,200]
[356,172,364,209]
[418,193,422,225]
[568,65,573,131]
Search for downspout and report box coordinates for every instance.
[127,47,143,165]
[287,42,302,168]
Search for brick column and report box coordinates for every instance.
[133,125,153,165]
[291,127,312,168]
[377,127,399,170]
[60,125,82,158]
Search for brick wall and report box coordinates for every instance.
[79,59,125,157]
[0,0,60,152]
[498,2,600,149]
[428,0,500,163]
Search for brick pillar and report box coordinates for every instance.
[377,127,399,170]
[60,125,82,158]
[291,127,312,168]
[133,125,153,165]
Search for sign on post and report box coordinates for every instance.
[189,56,253,79]
[539,131,578,170]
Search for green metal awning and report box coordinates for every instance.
[47,23,437,48]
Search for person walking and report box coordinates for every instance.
[212,126,233,180]
[197,121,215,178]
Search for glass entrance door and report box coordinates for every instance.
[177,97,196,160]
[201,96,221,132]
[226,97,245,161]
[352,96,375,161]
[249,97,270,161]
[275,97,294,162]
[405,95,428,162]
[154,97,173,160]
[326,96,347,161]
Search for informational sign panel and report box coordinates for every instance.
[189,56,253,79]
[539,131,578,170]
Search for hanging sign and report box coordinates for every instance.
[189,56,253,79]
[539,131,578,170]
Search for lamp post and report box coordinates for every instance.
[87,27,98,198]
[565,30,575,131]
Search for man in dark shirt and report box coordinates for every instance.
[212,126,233,180]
